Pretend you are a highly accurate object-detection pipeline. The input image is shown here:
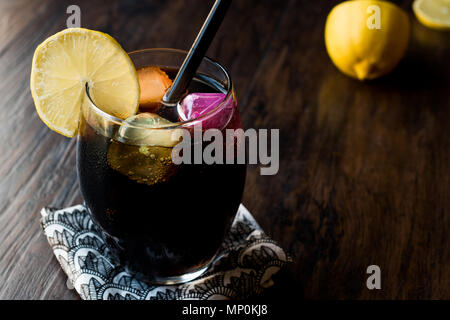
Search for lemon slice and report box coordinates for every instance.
[30,28,140,137]
[413,0,450,30]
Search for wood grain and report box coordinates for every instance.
[0,0,449,300]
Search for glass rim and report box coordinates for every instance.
[84,48,233,130]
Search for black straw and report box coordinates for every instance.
[163,0,231,105]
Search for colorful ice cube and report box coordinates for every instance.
[178,92,235,129]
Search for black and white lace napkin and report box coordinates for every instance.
[40,204,289,300]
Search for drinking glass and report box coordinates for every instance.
[76,49,246,284]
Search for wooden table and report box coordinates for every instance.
[0,0,449,300]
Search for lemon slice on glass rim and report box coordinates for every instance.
[30,28,140,137]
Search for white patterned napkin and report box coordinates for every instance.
[40,204,290,300]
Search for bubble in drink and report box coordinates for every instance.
[107,141,177,186]
[108,113,180,185]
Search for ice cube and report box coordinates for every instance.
[137,66,173,112]
[177,92,234,129]
[116,113,182,147]
[107,141,177,185]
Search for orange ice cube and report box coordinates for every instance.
[137,66,173,112]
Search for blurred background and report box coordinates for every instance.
[0,0,449,299]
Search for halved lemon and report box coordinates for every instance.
[30,28,140,137]
[413,0,450,30]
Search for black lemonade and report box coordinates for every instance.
[77,67,246,280]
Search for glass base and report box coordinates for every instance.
[86,203,225,286]
[126,251,223,285]
[152,264,210,285]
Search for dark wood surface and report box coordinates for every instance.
[0,0,449,300]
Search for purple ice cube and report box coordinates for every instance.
[178,93,235,130]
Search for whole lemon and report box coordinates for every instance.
[325,0,410,80]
